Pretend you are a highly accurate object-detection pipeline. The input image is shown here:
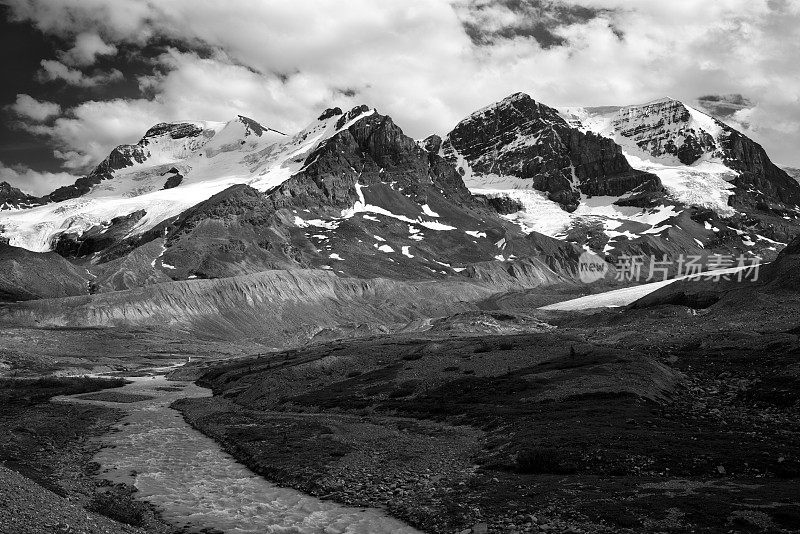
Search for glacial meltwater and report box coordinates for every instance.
[59,375,420,534]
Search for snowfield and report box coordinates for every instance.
[0,109,376,252]
[463,173,682,242]
[540,265,749,311]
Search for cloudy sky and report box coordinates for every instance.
[1,0,799,195]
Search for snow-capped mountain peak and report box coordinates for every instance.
[558,97,800,218]
[0,105,377,252]
[562,97,728,167]
[445,93,800,260]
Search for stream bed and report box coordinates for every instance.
[59,374,420,534]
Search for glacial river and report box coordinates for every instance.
[60,374,420,534]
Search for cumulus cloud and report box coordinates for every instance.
[3,0,800,169]
[0,162,77,196]
[21,98,163,169]
[60,32,118,66]
[8,94,61,122]
[38,60,124,87]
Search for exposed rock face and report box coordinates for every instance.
[783,167,800,182]
[610,98,719,165]
[282,109,473,207]
[162,168,183,189]
[421,134,443,154]
[53,210,147,258]
[443,93,661,211]
[722,130,800,208]
[474,194,524,214]
[142,122,206,140]
[0,243,89,301]
[0,182,42,210]
[593,98,800,209]
[761,234,800,289]
[318,107,343,121]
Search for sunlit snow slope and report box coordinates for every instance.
[0,109,374,252]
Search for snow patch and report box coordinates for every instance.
[421,204,439,217]
[341,182,455,230]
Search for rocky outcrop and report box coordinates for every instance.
[474,194,524,214]
[0,182,42,210]
[610,98,719,165]
[48,143,148,203]
[421,134,443,154]
[443,93,661,211]
[53,210,147,258]
[722,130,800,208]
[142,122,206,140]
[760,234,800,289]
[162,167,183,189]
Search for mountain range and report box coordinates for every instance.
[3,92,800,534]
[1,92,798,341]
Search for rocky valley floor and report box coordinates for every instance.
[1,279,799,533]
[176,299,800,533]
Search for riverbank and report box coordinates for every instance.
[179,328,800,533]
[0,376,172,534]
[60,374,420,533]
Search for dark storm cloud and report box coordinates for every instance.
[696,94,754,119]
[458,0,610,48]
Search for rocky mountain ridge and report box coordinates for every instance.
[1,92,798,310]
[441,93,662,212]
[0,102,593,305]
[448,93,800,262]
[0,181,42,210]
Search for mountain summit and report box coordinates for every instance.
[442,93,662,212]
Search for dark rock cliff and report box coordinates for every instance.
[443,93,661,211]
[0,182,42,210]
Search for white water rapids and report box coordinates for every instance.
[58,374,420,534]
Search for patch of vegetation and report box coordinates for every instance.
[88,487,151,527]
[0,376,127,406]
